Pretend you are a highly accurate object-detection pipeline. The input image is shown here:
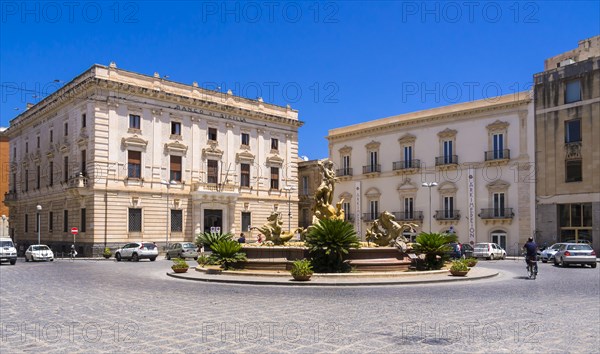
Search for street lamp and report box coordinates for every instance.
[421,182,438,233]
[283,185,295,232]
[36,204,42,245]
[161,180,176,255]
[1,215,6,237]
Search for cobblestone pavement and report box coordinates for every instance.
[1,257,598,353]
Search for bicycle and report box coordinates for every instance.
[525,254,538,280]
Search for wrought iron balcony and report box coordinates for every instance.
[434,210,461,220]
[392,211,424,221]
[484,149,510,161]
[362,212,381,222]
[435,155,458,166]
[362,164,381,174]
[67,173,89,188]
[479,208,514,219]
[392,159,421,171]
[565,141,582,160]
[344,214,354,223]
[336,168,353,177]
[4,191,18,202]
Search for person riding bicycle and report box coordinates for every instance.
[523,237,538,275]
[70,244,77,259]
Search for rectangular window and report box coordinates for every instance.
[342,202,350,219]
[241,212,251,232]
[342,155,350,173]
[241,133,250,146]
[493,193,505,217]
[25,214,28,233]
[36,165,40,190]
[37,136,40,149]
[128,208,142,232]
[50,130,53,143]
[128,150,141,179]
[565,119,581,143]
[493,133,504,159]
[301,176,309,195]
[82,113,87,128]
[63,210,69,232]
[444,196,454,219]
[25,142,28,154]
[80,208,86,232]
[49,211,53,231]
[404,197,414,219]
[170,155,182,182]
[270,167,279,190]
[12,173,16,191]
[129,114,141,129]
[171,210,182,232]
[171,121,181,136]
[81,150,87,174]
[25,170,28,191]
[370,200,379,220]
[207,160,219,184]
[49,162,54,187]
[370,151,378,168]
[208,128,217,141]
[271,138,279,150]
[566,160,582,182]
[13,147,16,159]
[64,122,69,136]
[565,80,581,104]
[444,140,453,163]
[64,156,69,182]
[240,163,250,187]
[404,146,412,168]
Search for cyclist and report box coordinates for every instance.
[523,237,538,276]
[70,244,77,259]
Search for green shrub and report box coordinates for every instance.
[208,239,247,270]
[197,255,211,267]
[290,259,313,277]
[450,259,469,272]
[171,258,189,269]
[411,232,457,270]
[465,257,478,267]
[304,219,360,273]
[195,232,233,249]
[102,247,112,257]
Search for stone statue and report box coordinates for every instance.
[312,159,345,222]
[252,212,295,245]
[365,211,418,250]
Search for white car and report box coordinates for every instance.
[115,242,158,262]
[0,237,17,265]
[473,242,506,260]
[540,243,565,263]
[25,245,54,262]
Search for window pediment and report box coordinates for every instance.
[486,179,510,191]
[437,181,457,194]
[437,128,457,138]
[339,192,352,202]
[202,144,223,160]
[339,145,352,154]
[121,135,148,151]
[365,140,380,150]
[165,141,188,156]
[398,134,416,144]
[266,155,284,166]
[486,120,510,132]
[365,187,381,198]
[397,178,418,193]
[236,150,255,163]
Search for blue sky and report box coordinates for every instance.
[1,1,599,159]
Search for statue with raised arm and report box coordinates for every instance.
[312,159,344,222]
[365,211,418,250]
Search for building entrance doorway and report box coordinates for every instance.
[204,209,223,233]
[491,232,507,250]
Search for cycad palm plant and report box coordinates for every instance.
[411,232,458,270]
[305,219,360,273]
[208,239,247,270]
[195,232,233,249]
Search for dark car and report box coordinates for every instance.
[448,243,473,259]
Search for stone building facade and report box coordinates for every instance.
[3,63,301,254]
[327,92,535,255]
[534,36,600,252]
[0,128,9,236]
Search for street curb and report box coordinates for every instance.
[166,269,500,286]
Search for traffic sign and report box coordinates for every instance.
[71,227,78,235]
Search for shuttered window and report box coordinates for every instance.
[170,155,182,182]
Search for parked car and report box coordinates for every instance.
[166,242,198,260]
[553,243,596,268]
[115,242,158,262]
[25,245,54,262]
[473,242,506,260]
[0,238,17,265]
[447,243,474,259]
[539,243,565,263]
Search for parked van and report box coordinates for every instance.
[0,237,18,265]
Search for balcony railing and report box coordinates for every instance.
[392,159,421,171]
[336,168,353,177]
[392,211,424,221]
[196,182,237,192]
[4,191,17,202]
[479,208,514,219]
[434,210,461,220]
[435,155,458,166]
[344,214,354,223]
[484,149,510,161]
[67,173,89,188]
[565,141,582,160]
[362,212,381,222]
[362,164,381,174]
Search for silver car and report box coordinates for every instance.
[166,242,198,260]
[540,243,565,263]
[553,243,597,268]
[115,242,158,262]
[25,245,54,262]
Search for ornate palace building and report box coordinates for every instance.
[534,36,600,251]
[4,63,301,254]
[327,92,535,255]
